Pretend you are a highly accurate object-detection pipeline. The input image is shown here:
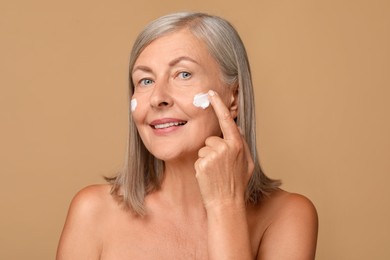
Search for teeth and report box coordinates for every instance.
[154,121,186,129]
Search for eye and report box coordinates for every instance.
[139,78,154,87]
[177,71,192,80]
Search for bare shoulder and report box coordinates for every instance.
[64,184,114,224]
[70,184,112,212]
[56,184,113,260]
[256,190,318,260]
[274,190,317,219]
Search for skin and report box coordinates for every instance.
[57,29,318,260]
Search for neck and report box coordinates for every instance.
[158,156,205,214]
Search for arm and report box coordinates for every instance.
[56,185,105,260]
[206,200,253,259]
[258,194,318,260]
[195,90,253,259]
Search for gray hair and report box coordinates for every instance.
[107,12,281,216]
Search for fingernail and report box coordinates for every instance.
[208,90,215,96]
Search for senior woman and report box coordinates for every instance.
[57,12,318,259]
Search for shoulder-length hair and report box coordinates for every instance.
[107,12,281,216]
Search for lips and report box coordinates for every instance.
[150,118,187,129]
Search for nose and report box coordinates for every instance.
[149,82,173,109]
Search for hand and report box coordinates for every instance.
[194,90,254,211]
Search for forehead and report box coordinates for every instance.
[135,29,212,64]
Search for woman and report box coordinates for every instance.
[57,12,318,259]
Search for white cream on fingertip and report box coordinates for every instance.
[193,92,210,109]
[131,98,137,112]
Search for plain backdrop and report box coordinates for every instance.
[1,0,389,259]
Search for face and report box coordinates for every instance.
[131,29,237,162]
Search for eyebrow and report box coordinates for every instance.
[132,65,153,74]
[132,56,199,74]
[168,56,199,66]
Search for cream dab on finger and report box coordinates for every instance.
[193,92,210,109]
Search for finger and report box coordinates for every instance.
[204,136,224,147]
[208,90,241,141]
[198,146,214,158]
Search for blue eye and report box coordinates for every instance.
[139,78,154,86]
[178,71,191,79]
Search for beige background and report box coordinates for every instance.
[1,0,389,259]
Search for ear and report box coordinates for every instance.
[229,84,239,120]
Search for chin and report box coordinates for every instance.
[150,148,199,163]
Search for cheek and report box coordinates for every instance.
[193,92,210,109]
[130,92,213,120]
[191,106,221,134]
[130,95,146,125]
[131,98,138,112]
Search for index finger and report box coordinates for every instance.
[208,90,241,140]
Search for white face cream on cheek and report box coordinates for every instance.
[131,98,137,112]
[193,93,210,109]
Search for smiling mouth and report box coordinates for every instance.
[151,121,187,129]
